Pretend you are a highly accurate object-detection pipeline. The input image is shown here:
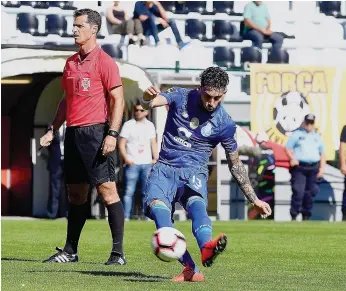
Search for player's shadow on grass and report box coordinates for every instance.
[26,270,168,282]
[78,271,168,282]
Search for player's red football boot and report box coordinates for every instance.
[201,233,228,267]
[171,266,205,282]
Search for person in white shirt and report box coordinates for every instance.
[119,103,158,220]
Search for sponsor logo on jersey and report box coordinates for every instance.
[174,127,192,148]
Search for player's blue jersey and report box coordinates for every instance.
[159,87,238,176]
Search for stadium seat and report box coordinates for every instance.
[319,1,341,17]
[20,1,49,8]
[241,47,262,66]
[267,48,289,64]
[213,20,234,41]
[45,15,68,37]
[2,1,21,7]
[185,19,206,41]
[174,1,187,14]
[160,1,175,13]
[185,1,207,14]
[17,13,40,36]
[213,1,234,15]
[101,44,123,59]
[48,1,76,10]
[213,47,235,68]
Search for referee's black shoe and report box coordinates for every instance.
[43,247,78,263]
[105,252,126,265]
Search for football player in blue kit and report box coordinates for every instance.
[140,67,272,282]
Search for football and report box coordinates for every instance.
[151,227,187,262]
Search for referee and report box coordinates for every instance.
[40,9,126,265]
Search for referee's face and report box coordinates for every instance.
[73,15,96,45]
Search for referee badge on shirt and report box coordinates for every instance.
[201,122,213,137]
[190,117,199,129]
[81,78,90,91]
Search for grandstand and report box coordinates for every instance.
[2,1,346,98]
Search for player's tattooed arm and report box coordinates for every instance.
[226,150,258,204]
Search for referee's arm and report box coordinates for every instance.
[51,93,67,131]
[108,86,124,132]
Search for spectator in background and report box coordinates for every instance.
[118,103,158,221]
[106,1,146,45]
[133,1,188,49]
[339,125,346,221]
[285,114,326,221]
[46,123,67,219]
[243,1,284,49]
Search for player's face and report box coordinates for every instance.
[200,87,226,112]
[72,15,97,45]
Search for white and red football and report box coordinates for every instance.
[151,227,187,262]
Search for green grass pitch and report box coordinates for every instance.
[2,220,346,291]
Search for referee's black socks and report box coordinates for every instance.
[106,201,124,256]
[64,202,88,254]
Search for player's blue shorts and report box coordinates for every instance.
[143,162,209,217]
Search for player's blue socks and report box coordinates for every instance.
[150,203,173,229]
[186,197,212,250]
[150,202,200,273]
[179,250,200,273]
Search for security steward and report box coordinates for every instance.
[40,9,126,265]
[285,114,326,220]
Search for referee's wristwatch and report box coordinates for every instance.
[108,129,119,138]
[47,125,58,136]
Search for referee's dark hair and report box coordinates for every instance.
[200,66,229,92]
[74,8,102,33]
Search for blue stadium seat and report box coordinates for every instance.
[213,20,234,41]
[2,1,21,7]
[241,47,262,65]
[48,1,76,10]
[213,1,234,15]
[161,1,176,13]
[319,1,341,17]
[20,1,49,8]
[101,44,123,59]
[174,1,187,14]
[267,48,289,64]
[45,15,68,37]
[185,1,207,14]
[17,13,40,36]
[185,19,206,41]
[213,47,235,68]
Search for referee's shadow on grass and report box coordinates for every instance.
[1,257,99,265]
[2,257,40,263]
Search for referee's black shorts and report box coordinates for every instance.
[64,123,116,185]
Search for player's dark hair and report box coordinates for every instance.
[74,9,101,33]
[200,67,229,91]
